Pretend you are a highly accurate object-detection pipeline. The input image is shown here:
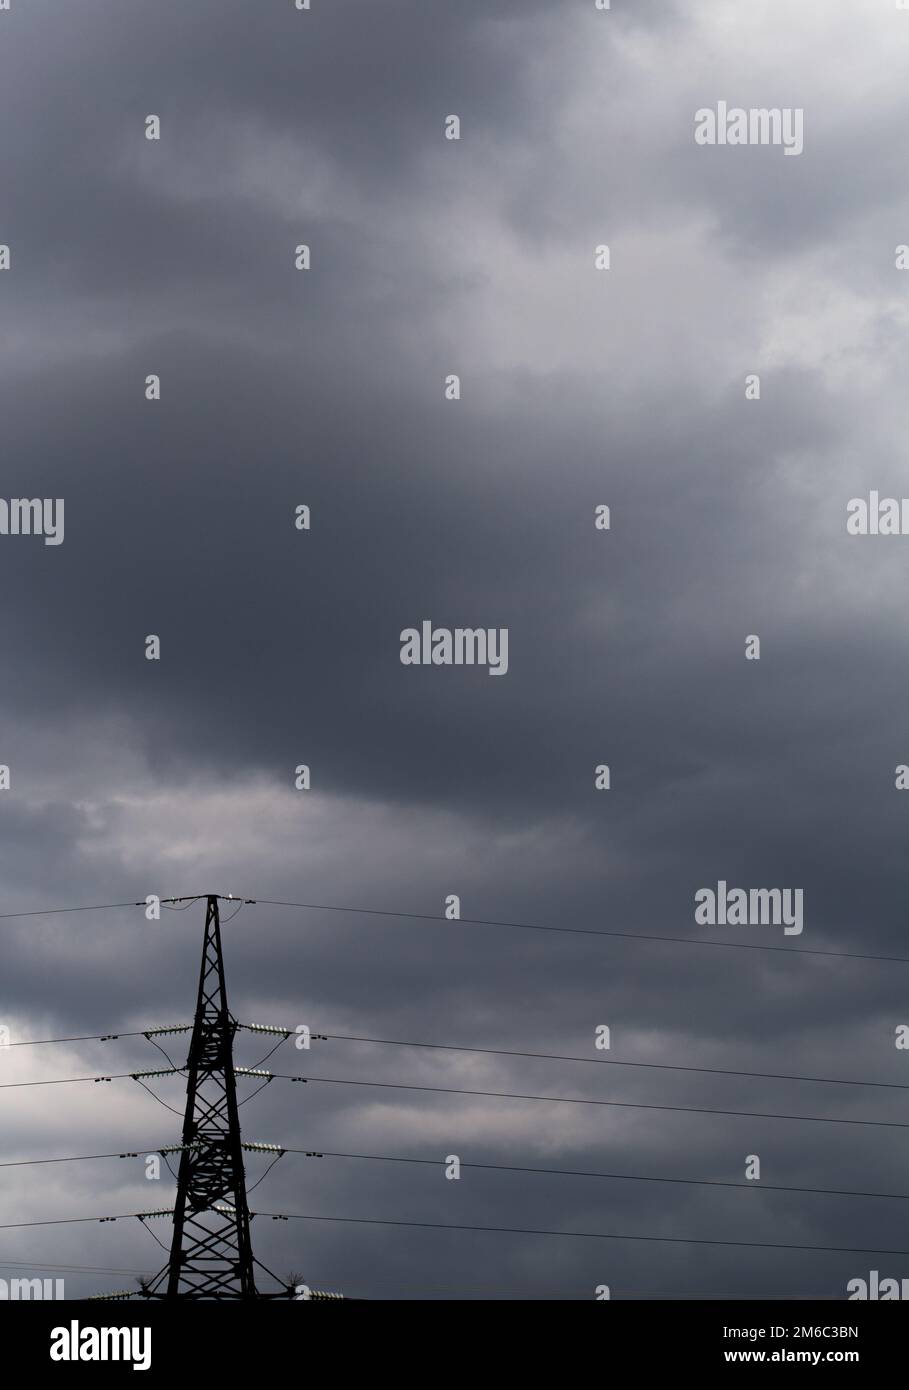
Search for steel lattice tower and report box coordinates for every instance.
[147,894,259,1299]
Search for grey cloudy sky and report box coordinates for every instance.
[2,0,909,1301]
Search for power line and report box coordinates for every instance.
[4,890,906,966]
[257,1210,909,1258]
[0,1261,151,1276]
[0,1215,135,1231]
[6,1141,909,1205]
[246,1153,285,1195]
[312,1031,909,1092]
[0,1150,157,1169]
[136,1220,171,1253]
[5,1067,909,1130]
[0,1262,847,1300]
[6,1207,909,1258]
[130,1077,187,1118]
[281,1148,909,1203]
[3,1018,903,1093]
[145,1036,181,1070]
[307,1269,839,1299]
[0,901,143,921]
[0,1073,145,1089]
[272,1071,909,1130]
[3,891,906,966]
[251,897,909,965]
[9,1019,903,1092]
[2,1030,163,1048]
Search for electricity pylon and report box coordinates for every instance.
[145,894,261,1298]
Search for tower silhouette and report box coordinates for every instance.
[145,894,259,1298]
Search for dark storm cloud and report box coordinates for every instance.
[1,0,908,1301]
